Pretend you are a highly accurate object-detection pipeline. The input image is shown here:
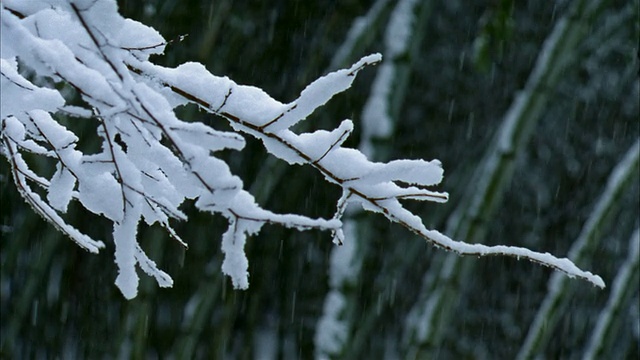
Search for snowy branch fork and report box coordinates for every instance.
[0,0,604,299]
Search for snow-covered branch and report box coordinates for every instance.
[135,51,605,287]
[1,0,604,300]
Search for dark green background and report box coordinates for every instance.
[1,0,638,358]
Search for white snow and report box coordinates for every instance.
[47,164,76,212]
[113,207,141,299]
[264,54,382,132]
[0,59,65,118]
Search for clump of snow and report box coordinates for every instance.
[0,59,65,118]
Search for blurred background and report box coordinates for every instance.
[1,0,638,358]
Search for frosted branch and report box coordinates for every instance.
[135,51,604,288]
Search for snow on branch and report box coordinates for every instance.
[132,46,604,289]
[1,0,603,299]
